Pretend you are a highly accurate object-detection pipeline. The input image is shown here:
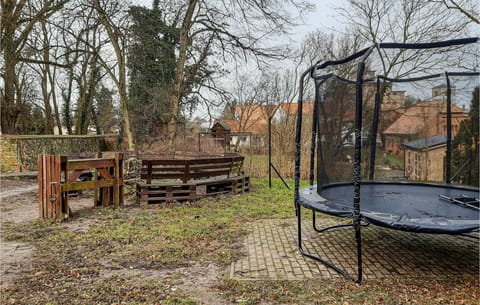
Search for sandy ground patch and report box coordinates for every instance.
[0,178,231,304]
[0,178,100,288]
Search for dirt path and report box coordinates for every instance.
[0,178,38,289]
[0,179,101,289]
[0,185,38,200]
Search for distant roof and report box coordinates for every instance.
[278,102,314,115]
[383,100,465,135]
[212,121,231,131]
[401,135,447,150]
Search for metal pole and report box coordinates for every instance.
[295,69,312,214]
[271,163,290,190]
[269,117,272,188]
[445,72,452,184]
[309,80,320,186]
[352,45,375,283]
[369,77,382,180]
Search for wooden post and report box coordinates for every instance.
[184,160,190,183]
[53,155,62,221]
[60,155,68,220]
[114,152,124,207]
[38,155,45,218]
[38,155,62,221]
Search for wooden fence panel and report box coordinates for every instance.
[38,153,124,220]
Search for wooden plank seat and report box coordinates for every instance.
[136,154,249,204]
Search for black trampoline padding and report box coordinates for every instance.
[299,182,479,234]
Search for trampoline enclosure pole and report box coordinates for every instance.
[269,117,272,188]
[295,69,310,213]
[353,47,375,283]
[309,80,320,186]
[445,72,452,184]
[369,77,382,180]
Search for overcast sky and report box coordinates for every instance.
[292,0,346,38]
[132,0,345,41]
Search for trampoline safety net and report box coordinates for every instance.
[294,37,480,283]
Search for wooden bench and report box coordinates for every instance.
[136,154,249,204]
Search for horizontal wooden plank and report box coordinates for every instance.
[140,171,185,178]
[138,184,195,190]
[190,169,230,179]
[137,182,195,187]
[143,165,186,171]
[189,158,235,165]
[67,159,115,171]
[142,159,186,166]
[139,189,195,195]
[140,196,195,202]
[190,164,232,171]
[62,179,117,191]
[140,170,185,177]
[147,173,185,180]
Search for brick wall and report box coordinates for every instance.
[0,137,20,173]
[0,134,125,173]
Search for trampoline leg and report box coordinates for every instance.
[297,205,360,282]
[312,211,369,233]
[354,215,363,283]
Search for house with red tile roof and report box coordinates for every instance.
[271,102,315,122]
[383,100,467,155]
[213,102,315,148]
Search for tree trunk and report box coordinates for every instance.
[49,69,62,135]
[1,2,19,134]
[42,17,62,135]
[2,48,18,134]
[94,0,134,150]
[118,82,134,150]
[41,44,54,133]
[74,60,89,134]
[117,38,134,150]
[167,0,198,150]
[41,16,57,133]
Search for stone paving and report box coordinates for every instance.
[230,217,479,281]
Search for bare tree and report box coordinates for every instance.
[92,0,134,150]
[1,0,67,133]
[162,0,313,149]
[338,0,474,78]
[24,9,65,134]
[436,0,479,24]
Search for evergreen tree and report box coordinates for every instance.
[16,104,47,134]
[94,85,117,134]
[127,2,178,144]
[452,87,479,186]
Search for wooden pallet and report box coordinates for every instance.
[228,176,250,194]
[136,175,250,204]
[196,175,250,196]
[136,182,196,204]
[204,180,232,196]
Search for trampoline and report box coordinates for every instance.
[300,182,479,234]
[294,37,480,283]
